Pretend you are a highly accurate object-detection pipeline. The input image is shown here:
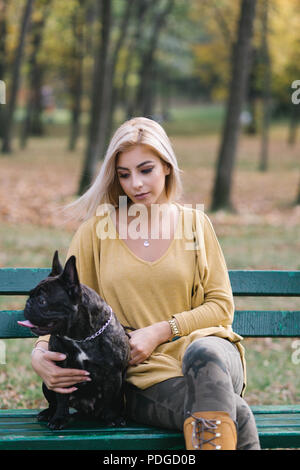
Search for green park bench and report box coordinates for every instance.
[0,268,299,450]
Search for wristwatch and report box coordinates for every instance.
[168,318,180,338]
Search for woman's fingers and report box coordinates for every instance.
[47,374,91,387]
[128,327,156,365]
[128,352,145,366]
[42,351,89,376]
[50,367,90,379]
[51,386,79,394]
[46,368,91,390]
[33,349,91,391]
[43,350,66,362]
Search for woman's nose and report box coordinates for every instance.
[131,173,143,189]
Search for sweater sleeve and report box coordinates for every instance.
[173,212,234,336]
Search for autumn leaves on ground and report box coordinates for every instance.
[0,123,299,408]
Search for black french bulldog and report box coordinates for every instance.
[18,251,131,430]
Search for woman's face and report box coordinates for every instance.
[116,145,170,207]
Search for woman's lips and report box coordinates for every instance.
[134,192,150,200]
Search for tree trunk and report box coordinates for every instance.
[0,0,8,140]
[288,102,299,146]
[211,0,257,211]
[68,1,85,151]
[122,0,152,119]
[78,0,136,194]
[20,1,51,148]
[78,0,111,195]
[259,0,271,172]
[296,175,300,205]
[2,0,34,154]
[245,47,258,135]
[134,0,174,117]
[97,0,135,159]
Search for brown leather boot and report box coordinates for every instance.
[184,411,237,450]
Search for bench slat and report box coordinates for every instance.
[233,310,300,337]
[229,270,300,296]
[0,407,299,449]
[0,268,50,294]
[1,309,299,339]
[0,311,35,338]
[251,405,300,414]
[0,269,299,296]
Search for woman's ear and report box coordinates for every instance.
[163,162,171,175]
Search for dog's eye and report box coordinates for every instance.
[38,295,47,307]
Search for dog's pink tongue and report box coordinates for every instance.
[17,320,36,328]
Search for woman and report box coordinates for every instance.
[31,117,260,450]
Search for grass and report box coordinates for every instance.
[1,338,43,409]
[0,223,72,268]
[0,104,299,409]
[242,338,299,405]
[164,102,225,136]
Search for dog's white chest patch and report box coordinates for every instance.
[64,338,89,366]
[62,337,91,366]
[76,349,89,365]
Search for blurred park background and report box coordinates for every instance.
[0,0,299,409]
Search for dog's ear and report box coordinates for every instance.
[61,256,82,303]
[49,250,63,277]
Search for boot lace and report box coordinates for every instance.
[188,412,222,450]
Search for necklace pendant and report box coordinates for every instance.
[143,240,150,247]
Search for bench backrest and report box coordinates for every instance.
[0,269,299,339]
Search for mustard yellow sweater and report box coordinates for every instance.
[39,204,246,394]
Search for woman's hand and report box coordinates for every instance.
[128,321,172,366]
[31,342,91,394]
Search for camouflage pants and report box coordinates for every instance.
[125,336,260,450]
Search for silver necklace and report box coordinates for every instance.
[143,240,150,247]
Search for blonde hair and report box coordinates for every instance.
[66,117,183,221]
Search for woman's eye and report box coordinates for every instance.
[118,168,153,179]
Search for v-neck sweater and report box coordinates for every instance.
[39,203,246,394]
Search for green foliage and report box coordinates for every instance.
[3,0,298,124]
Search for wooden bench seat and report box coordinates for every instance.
[0,405,299,450]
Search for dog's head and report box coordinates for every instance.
[18,251,82,336]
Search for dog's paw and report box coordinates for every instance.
[48,415,69,431]
[109,416,127,427]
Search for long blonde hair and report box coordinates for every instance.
[66,117,183,221]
